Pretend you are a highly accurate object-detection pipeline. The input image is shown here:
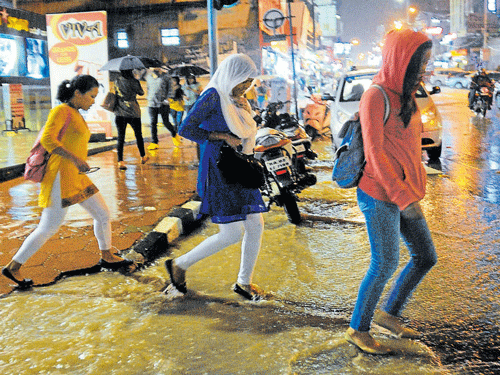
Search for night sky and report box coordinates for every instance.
[337,0,405,53]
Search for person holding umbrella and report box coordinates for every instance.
[112,69,148,170]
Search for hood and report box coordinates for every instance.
[372,29,430,95]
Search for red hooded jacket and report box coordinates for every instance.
[358,29,431,211]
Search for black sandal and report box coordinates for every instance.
[165,259,187,294]
[233,283,264,302]
[99,258,135,272]
[2,267,34,290]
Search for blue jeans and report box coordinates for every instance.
[350,188,437,332]
[170,110,184,129]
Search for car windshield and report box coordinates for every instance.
[340,74,375,102]
[340,72,428,101]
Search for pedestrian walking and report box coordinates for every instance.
[164,53,268,301]
[255,80,267,109]
[114,69,148,170]
[145,67,182,150]
[182,74,202,114]
[168,76,185,129]
[344,29,438,354]
[2,75,136,289]
[183,74,203,160]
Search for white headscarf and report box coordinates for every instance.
[203,54,257,153]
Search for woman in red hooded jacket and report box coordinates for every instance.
[345,29,438,354]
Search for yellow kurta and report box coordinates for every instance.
[38,104,98,208]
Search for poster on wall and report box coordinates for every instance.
[9,84,25,130]
[46,11,111,138]
[2,83,25,131]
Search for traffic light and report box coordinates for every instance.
[213,0,239,10]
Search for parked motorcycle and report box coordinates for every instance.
[253,104,317,224]
[302,93,331,140]
[471,82,493,116]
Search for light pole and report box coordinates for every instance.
[208,0,218,75]
[287,0,299,119]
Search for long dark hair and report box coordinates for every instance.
[400,41,432,127]
[56,75,99,103]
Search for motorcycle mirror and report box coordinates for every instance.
[429,86,441,95]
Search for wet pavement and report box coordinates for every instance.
[0,88,499,373]
[0,123,200,295]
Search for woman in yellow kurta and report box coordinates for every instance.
[2,75,134,289]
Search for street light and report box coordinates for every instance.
[407,5,418,24]
[350,38,360,46]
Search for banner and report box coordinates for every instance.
[46,11,111,137]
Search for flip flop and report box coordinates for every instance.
[164,259,187,294]
[2,267,34,290]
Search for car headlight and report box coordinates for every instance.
[421,109,435,125]
[421,107,441,131]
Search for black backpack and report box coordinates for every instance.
[331,84,390,188]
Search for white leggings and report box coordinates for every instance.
[13,173,111,264]
[175,213,264,285]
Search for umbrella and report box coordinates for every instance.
[138,56,163,68]
[169,64,209,77]
[99,55,146,72]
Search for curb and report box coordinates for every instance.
[127,199,205,263]
[35,199,205,287]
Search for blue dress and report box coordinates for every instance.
[178,88,268,223]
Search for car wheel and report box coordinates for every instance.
[426,144,442,160]
[435,80,442,86]
[454,82,463,89]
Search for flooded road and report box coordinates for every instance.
[1,88,499,374]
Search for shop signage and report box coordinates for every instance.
[47,11,112,138]
[263,9,285,30]
[0,7,47,37]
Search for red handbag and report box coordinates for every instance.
[24,111,71,183]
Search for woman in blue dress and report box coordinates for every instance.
[164,54,268,301]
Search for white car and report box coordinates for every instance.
[325,69,443,160]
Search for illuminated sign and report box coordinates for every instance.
[424,27,443,36]
[488,0,496,13]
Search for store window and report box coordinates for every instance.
[161,28,180,46]
[117,31,129,49]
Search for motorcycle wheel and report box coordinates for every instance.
[482,104,487,117]
[304,125,318,141]
[280,190,301,224]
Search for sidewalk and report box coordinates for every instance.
[0,124,204,295]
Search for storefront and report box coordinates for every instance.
[0,6,50,132]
